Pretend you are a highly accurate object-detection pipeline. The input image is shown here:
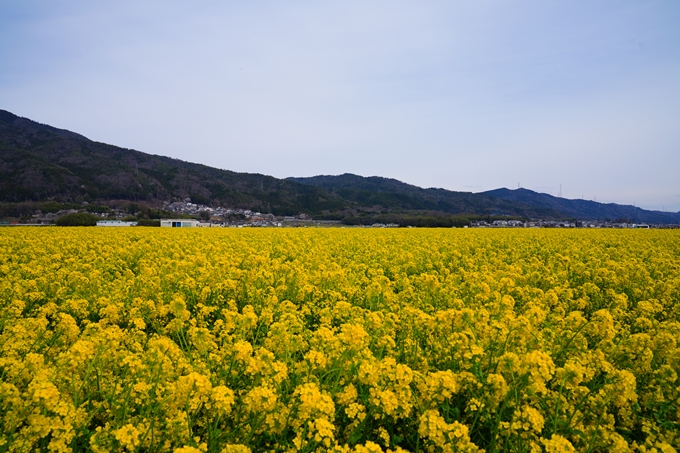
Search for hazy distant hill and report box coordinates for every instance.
[1,108,677,223]
[483,188,680,224]
[290,175,679,224]
[287,174,566,219]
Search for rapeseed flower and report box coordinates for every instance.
[1,227,678,452]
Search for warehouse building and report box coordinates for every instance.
[160,219,200,228]
[97,220,137,227]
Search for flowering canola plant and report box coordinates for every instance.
[0,227,679,453]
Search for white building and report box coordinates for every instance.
[160,219,200,228]
[97,220,137,227]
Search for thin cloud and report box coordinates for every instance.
[1,0,679,210]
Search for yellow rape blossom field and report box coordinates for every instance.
[1,228,679,453]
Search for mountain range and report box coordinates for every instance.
[1,108,678,224]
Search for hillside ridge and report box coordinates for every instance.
[2,108,678,224]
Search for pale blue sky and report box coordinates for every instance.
[2,1,679,211]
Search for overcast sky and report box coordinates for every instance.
[2,1,679,211]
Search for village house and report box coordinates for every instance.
[160,219,200,228]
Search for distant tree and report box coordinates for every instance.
[86,204,110,214]
[55,212,98,226]
[136,219,160,227]
[199,211,211,221]
[127,203,139,215]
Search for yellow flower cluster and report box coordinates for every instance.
[1,227,679,452]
